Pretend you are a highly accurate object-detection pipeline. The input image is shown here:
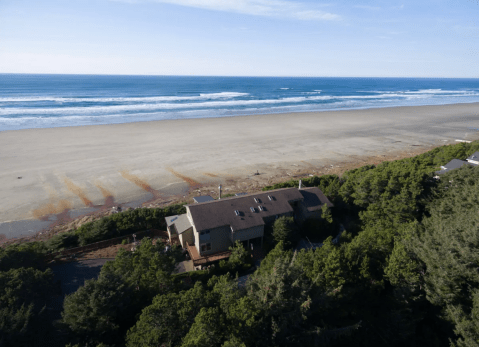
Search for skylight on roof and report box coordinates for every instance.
[250,207,256,213]
[268,195,274,201]
[234,210,240,216]
[258,205,264,211]
[254,198,261,203]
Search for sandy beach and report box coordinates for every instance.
[1,103,479,240]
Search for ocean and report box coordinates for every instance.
[1,74,479,131]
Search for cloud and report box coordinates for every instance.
[354,5,381,11]
[112,0,341,21]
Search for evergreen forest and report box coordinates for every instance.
[1,140,479,347]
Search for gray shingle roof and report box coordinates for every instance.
[436,159,478,175]
[165,214,192,234]
[193,195,215,203]
[467,152,479,162]
[187,188,304,232]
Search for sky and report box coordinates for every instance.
[0,0,478,77]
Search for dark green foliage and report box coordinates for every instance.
[76,218,117,246]
[219,240,252,272]
[61,272,136,346]
[180,306,227,347]
[255,241,291,277]
[46,231,79,251]
[272,216,300,249]
[301,205,337,242]
[0,267,56,346]
[61,237,182,346]
[101,237,182,303]
[0,242,47,271]
[409,165,479,346]
[3,141,479,346]
[1,204,188,256]
[126,282,215,347]
[74,204,186,247]
[246,247,362,346]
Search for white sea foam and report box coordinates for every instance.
[363,89,478,95]
[2,91,479,117]
[2,95,479,131]
[0,95,334,116]
[0,92,249,103]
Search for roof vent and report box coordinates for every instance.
[250,207,256,213]
[234,210,240,216]
[254,198,261,203]
[258,205,264,211]
[268,195,274,201]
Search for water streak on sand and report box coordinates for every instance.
[120,170,162,199]
[167,168,202,189]
[94,183,115,208]
[32,200,73,221]
[64,177,94,207]
[203,173,218,177]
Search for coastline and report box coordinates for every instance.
[1,102,479,241]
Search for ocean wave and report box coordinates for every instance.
[363,89,478,95]
[0,92,249,103]
[2,91,479,117]
[2,95,479,131]
[0,95,335,116]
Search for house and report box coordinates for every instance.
[435,158,478,175]
[166,187,333,266]
[466,151,479,165]
[193,195,215,203]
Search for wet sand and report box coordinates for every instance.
[1,103,479,240]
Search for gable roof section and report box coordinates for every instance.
[466,151,479,162]
[193,195,215,203]
[187,188,304,232]
[299,187,334,212]
[165,214,192,234]
[436,159,478,175]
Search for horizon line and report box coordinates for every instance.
[1,72,479,79]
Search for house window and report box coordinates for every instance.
[200,230,210,236]
[201,243,212,252]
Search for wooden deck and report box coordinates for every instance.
[186,243,231,267]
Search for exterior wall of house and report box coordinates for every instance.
[167,225,178,243]
[231,225,264,244]
[179,227,194,248]
[186,208,193,223]
[197,225,233,256]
